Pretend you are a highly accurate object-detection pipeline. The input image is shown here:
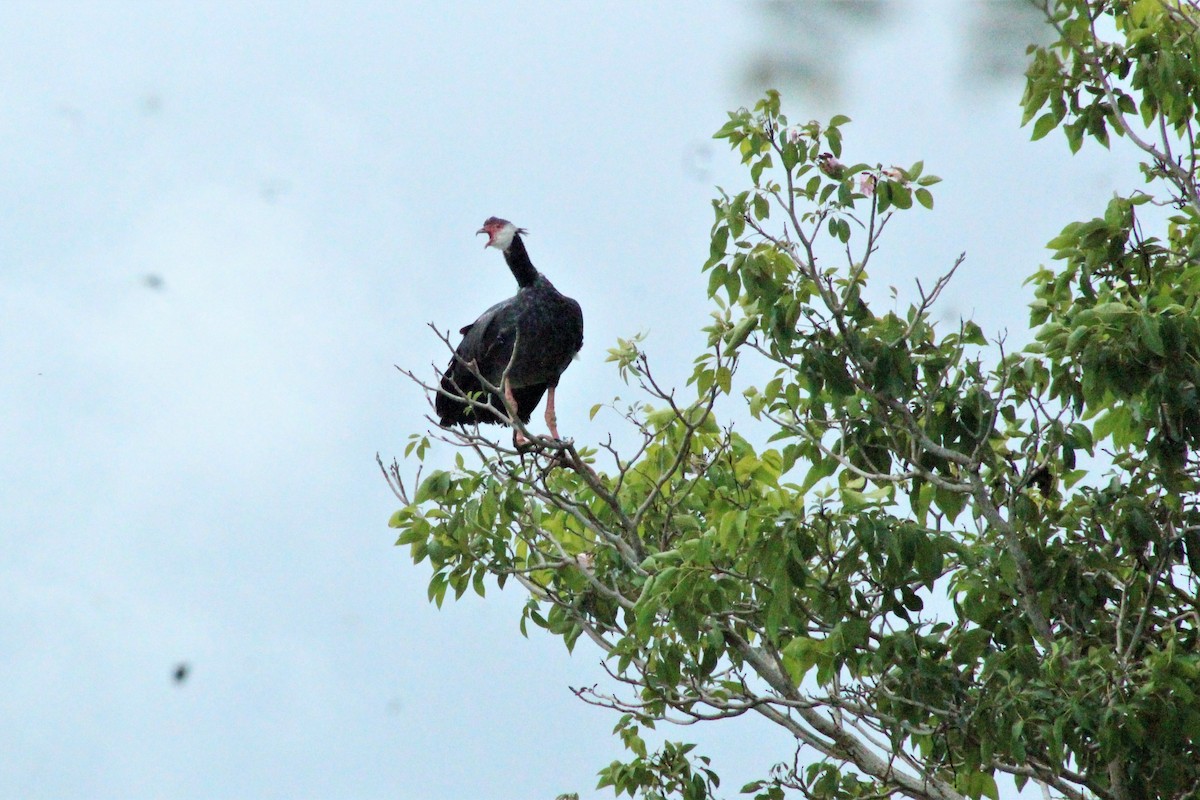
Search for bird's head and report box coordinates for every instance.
[477,217,527,250]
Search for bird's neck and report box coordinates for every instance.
[504,235,539,287]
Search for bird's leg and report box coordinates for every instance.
[544,386,561,441]
[504,380,529,447]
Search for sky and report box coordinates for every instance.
[0,2,1148,799]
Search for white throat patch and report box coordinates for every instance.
[490,222,518,251]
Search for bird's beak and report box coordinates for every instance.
[476,228,489,248]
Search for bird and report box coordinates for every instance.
[436,217,584,445]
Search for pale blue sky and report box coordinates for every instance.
[0,3,1142,798]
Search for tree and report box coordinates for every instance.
[383,2,1200,798]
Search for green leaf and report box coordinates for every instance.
[781,637,818,684]
[414,470,450,503]
[1031,112,1058,141]
[707,224,729,267]
[876,181,892,211]
[726,316,758,349]
[752,193,770,221]
[1139,315,1165,356]
[825,126,843,158]
[707,264,728,297]
[716,366,733,395]
[933,486,967,522]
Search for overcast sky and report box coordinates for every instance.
[0,3,1145,799]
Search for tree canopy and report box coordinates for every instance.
[384,2,1200,798]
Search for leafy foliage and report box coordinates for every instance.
[385,3,1200,799]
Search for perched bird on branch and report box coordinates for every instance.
[436,217,584,444]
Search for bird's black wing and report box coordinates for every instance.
[436,297,543,425]
[566,296,584,353]
[459,298,519,379]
